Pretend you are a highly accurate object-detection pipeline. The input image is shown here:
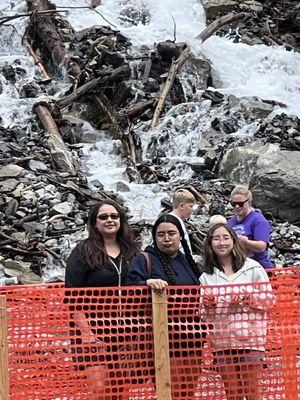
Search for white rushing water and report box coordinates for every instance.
[1,0,300,279]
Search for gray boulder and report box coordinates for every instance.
[220,143,300,223]
[250,149,300,224]
[201,0,238,19]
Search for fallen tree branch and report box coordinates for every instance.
[0,246,44,256]
[35,105,76,175]
[0,156,34,164]
[22,39,52,83]
[56,64,131,109]
[45,177,111,202]
[13,212,48,227]
[150,45,190,129]
[0,9,67,25]
[94,94,123,139]
[195,12,251,42]
[94,94,138,165]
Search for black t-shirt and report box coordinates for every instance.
[65,246,129,288]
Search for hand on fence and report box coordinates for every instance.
[202,294,217,308]
[146,278,168,291]
[230,294,252,307]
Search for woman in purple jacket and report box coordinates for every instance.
[228,186,273,269]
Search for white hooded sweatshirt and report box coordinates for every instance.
[199,258,275,352]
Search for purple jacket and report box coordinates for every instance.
[228,210,273,269]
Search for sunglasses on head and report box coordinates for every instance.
[97,213,120,221]
[230,199,249,208]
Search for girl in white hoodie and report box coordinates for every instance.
[200,223,274,400]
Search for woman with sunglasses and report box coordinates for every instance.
[65,199,137,288]
[200,223,274,400]
[126,214,203,399]
[228,186,273,269]
[65,199,138,400]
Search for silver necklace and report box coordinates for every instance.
[109,257,123,287]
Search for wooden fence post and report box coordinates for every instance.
[152,289,172,400]
[0,295,9,400]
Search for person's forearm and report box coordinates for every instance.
[240,236,267,253]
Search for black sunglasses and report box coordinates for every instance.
[97,213,120,221]
[230,199,249,208]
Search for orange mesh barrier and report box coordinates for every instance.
[0,267,299,399]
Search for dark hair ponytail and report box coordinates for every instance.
[152,214,201,282]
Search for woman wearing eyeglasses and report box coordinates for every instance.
[228,186,273,269]
[126,213,200,288]
[65,199,138,400]
[126,214,202,399]
[200,223,274,400]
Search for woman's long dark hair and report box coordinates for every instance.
[78,200,138,268]
[203,223,246,275]
[152,214,201,284]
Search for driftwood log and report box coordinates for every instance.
[22,39,52,83]
[150,45,190,129]
[35,105,76,175]
[195,12,251,42]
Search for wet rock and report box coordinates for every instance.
[256,114,300,150]
[250,148,300,224]
[1,63,16,82]
[197,138,213,156]
[19,271,42,285]
[28,160,48,172]
[5,198,18,217]
[0,277,18,286]
[22,221,45,233]
[157,41,180,62]
[220,141,268,184]
[0,178,19,191]
[116,181,130,192]
[202,0,238,19]
[0,164,25,178]
[51,202,73,215]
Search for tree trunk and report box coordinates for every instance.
[27,0,66,68]
[35,105,76,175]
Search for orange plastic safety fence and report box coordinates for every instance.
[1,267,299,400]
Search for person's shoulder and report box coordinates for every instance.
[243,257,262,269]
[131,246,155,262]
[243,258,269,279]
[68,243,81,260]
[252,209,268,222]
[228,216,236,225]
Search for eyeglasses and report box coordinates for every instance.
[230,199,249,208]
[97,213,120,221]
[212,235,232,243]
[156,231,178,239]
